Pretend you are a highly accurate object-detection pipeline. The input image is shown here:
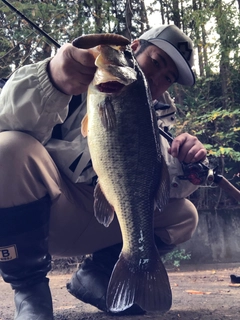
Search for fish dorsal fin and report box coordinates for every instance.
[81,114,88,137]
[155,156,170,211]
[94,182,115,227]
[98,97,116,130]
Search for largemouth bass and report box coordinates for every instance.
[74,34,172,313]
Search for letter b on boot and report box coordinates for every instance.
[0,245,18,262]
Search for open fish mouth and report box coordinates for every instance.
[97,81,125,93]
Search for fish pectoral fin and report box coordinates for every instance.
[81,114,88,137]
[106,251,172,312]
[94,182,115,227]
[98,97,116,130]
[155,156,170,211]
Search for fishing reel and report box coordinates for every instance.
[178,162,216,186]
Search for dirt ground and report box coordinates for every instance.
[1,263,240,320]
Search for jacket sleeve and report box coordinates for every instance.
[159,134,199,199]
[0,58,72,145]
[156,92,200,198]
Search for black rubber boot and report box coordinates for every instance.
[67,238,175,316]
[0,196,54,320]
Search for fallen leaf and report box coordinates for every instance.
[185,290,212,295]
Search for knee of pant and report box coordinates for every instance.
[0,131,42,171]
[182,198,199,232]
[171,199,199,245]
[154,198,199,246]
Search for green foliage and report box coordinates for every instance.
[162,249,191,268]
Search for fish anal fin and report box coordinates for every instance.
[98,97,116,130]
[81,114,88,137]
[155,156,170,211]
[94,182,115,227]
[107,250,172,313]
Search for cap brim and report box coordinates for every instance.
[148,39,195,86]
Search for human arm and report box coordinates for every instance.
[0,44,96,144]
[0,58,71,144]
[160,135,200,198]
[166,134,208,197]
[156,92,207,197]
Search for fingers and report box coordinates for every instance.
[168,133,207,163]
[48,43,97,95]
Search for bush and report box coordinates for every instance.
[162,249,191,269]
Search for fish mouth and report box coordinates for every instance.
[97,81,125,93]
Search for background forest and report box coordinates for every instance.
[0,0,239,211]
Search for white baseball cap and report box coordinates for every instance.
[140,25,195,86]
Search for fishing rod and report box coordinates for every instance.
[1,0,60,48]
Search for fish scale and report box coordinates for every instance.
[80,37,172,313]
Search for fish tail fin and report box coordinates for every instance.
[106,250,172,313]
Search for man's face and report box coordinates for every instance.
[131,40,179,100]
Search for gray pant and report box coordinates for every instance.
[0,131,198,257]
